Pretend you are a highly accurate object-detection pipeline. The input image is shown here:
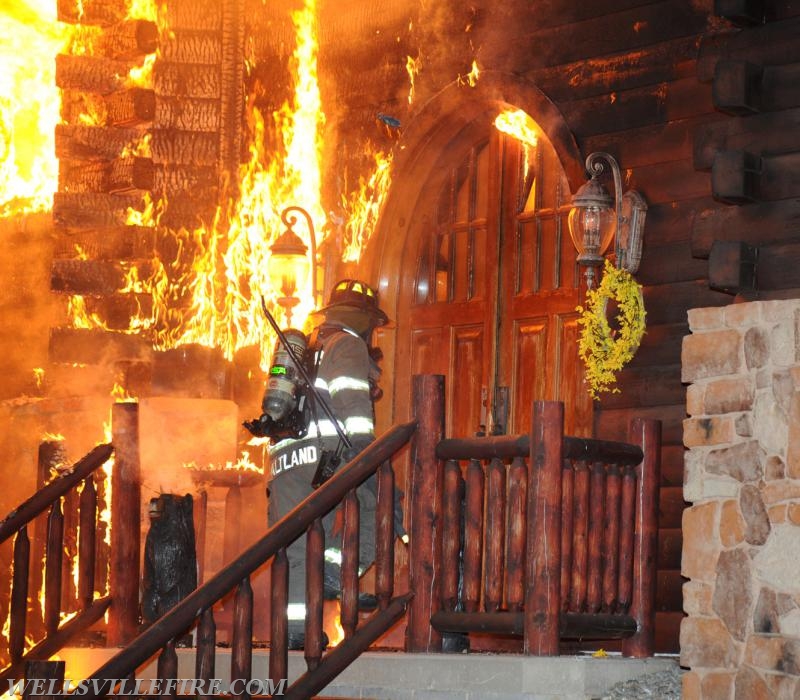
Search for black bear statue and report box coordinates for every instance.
[141,493,197,626]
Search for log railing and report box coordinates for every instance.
[406,375,661,657]
[0,402,142,681]
[76,419,417,700]
[0,444,114,682]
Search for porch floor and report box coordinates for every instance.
[59,646,681,700]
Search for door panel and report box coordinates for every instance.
[404,120,592,441]
[451,324,485,437]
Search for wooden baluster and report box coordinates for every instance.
[31,441,64,640]
[617,463,637,613]
[269,548,289,683]
[305,519,325,670]
[9,526,30,663]
[586,461,605,614]
[195,607,216,700]
[570,460,590,612]
[560,459,575,613]
[462,458,484,614]
[44,499,63,635]
[505,456,527,612]
[93,469,110,599]
[60,487,78,616]
[375,461,395,610]
[484,457,506,612]
[602,463,622,612]
[23,659,64,700]
[406,374,445,652]
[622,418,661,658]
[78,476,97,608]
[524,401,563,656]
[441,460,462,612]
[109,402,141,646]
[341,490,360,639]
[157,639,178,699]
[232,577,253,700]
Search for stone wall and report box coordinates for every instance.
[680,299,800,698]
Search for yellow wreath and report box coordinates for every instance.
[576,259,646,399]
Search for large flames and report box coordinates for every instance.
[0,1,72,215]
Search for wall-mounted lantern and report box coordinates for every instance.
[567,152,647,288]
[268,205,318,326]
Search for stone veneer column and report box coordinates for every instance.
[681,299,800,699]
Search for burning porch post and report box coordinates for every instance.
[108,402,141,645]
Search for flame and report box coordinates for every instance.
[458,59,480,87]
[68,295,110,330]
[0,1,73,215]
[405,54,421,105]
[323,600,345,647]
[340,150,393,263]
[494,108,539,201]
[33,367,45,389]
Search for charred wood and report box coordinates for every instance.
[154,63,221,100]
[161,33,222,64]
[97,20,158,59]
[48,327,152,365]
[165,0,222,32]
[57,0,127,26]
[55,54,138,95]
[60,90,110,128]
[109,157,155,193]
[53,192,146,229]
[106,88,156,126]
[56,125,147,161]
[152,165,219,194]
[155,97,221,132]
[150,131,219,166]
[52,225,155,260]
[59,160,109,194]
[51,259,127,296]
[219,0,246,177]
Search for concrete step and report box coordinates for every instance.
[58,647,681,700]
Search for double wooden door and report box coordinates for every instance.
[403,126,592,439]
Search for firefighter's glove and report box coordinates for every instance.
[243,415,270,437]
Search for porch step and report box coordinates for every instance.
[58,647,680,700]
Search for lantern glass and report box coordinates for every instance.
[268,245,310,298]
[567,203,616,266]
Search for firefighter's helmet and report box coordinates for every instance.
[316,279,389,327]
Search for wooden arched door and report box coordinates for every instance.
[395,118,592,439]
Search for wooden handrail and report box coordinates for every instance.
[0,444,114,544]
[79,420,417,698]
[436,433,643,464]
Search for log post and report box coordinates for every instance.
[406,374,445,652]
[341,491,360,638]
[484,458,506,612]
[602,463,622,612]
[231,577,253,700]
[157,639,178,699]
[10,527,30,663]
[269,549,289,683]
[304,520,325,670]
[617,464,637,612]
[195,608,216,700]
[78,476,97,608]
[586,462,605,614]
[622,418,661,658]
[570,461,590,612]
[441,460,462,611]
[505,456,527,611]
[23,660,64,700]
[524,401,563,656]
[108,402,141,646]
[374,462,395,610]
[44,501,64,635]
[560,459,574,612]
[462,458,484,613]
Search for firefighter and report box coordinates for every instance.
[265,279,389,650]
